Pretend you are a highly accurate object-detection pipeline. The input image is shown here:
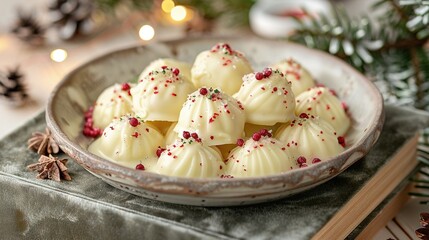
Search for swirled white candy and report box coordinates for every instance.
[191,43,253,95]
[92,83,133,129]
[174,87,246,146]
[164,122,177,145]
[225,136,296,178]
[275,114,344,165]
[139,58,192,81]
[271,58,315,95]
[233,69,296,126]
[131,66,195,122]
[155,138,225,178]
[295,87,350,136]
[88,116,164,170]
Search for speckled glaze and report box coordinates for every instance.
[46,37,384,206]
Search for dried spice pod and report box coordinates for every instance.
[27,127,60,156]
[27,155,71,182]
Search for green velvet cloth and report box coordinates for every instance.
[0,105,428,240]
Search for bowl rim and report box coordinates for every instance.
[46,36,385,190]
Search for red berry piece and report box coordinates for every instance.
[199,88,208,95]
[222,43,231,49]
[121,83,131,91]
[161,65,167,69]
[172,68,180,76]
[129,117,139,127]
[299,163,308,168]
[255,72,264,80]
[252,132,262,141]
[263,68,272,77]
[338,136,346,147]
[259,128,269,137]
[156,147,165,158]
[135,163,145,170]
[312,158,321,164]
[236,138,245,147]
[299,113,309,119]
[183,131,191,139]
[297,156,307,165]
[191,132,199,140]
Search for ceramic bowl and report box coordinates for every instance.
[46,37,384,206]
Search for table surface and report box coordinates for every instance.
[0,0,425,239]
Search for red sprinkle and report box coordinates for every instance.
[255,72,264,80]
[236,138,245,147]
[135,163,145,170]
[172,68,180,76]
[131,132,139,138]
[252,132,262,141]
[191,132,199,140]
[156,147,166,157]
[297,156,307,165]
[338,136,346,147]
[220,174,234,179]
[183,131,191,139]
[312,158,321,164]
[129,117,139,127]
[259,129,269,137]
[263,68,272,77]
[199,88,208,95]
[121,83,131,91]
[299,113,309,119]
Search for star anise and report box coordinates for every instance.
[27,128,59,156]
[27,155,71,182]
[416,212,429,240]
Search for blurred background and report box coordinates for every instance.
[0,0,428,239]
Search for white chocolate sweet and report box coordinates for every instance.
[88,115,164,170]
[155,134,225,178]
[92,83,133,129]
[225,131,296,178]
[164,122,178,145]
[271,58,316,95]
[295,87,350,136]
[139,58,192,81]
[131,66,195,122]
[191,43,253,95]
[233,68,296,126]
[275,113,344,167]
[174,87,246,146]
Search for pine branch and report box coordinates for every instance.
[290,0,429,111]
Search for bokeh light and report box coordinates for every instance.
[139,25,155,41]
[50,49,68,63]
[162,0,175,13]
[171,5,187,22]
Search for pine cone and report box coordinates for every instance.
[0,67,28,106]
[11,11,45,45]
[48,0,95,40]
